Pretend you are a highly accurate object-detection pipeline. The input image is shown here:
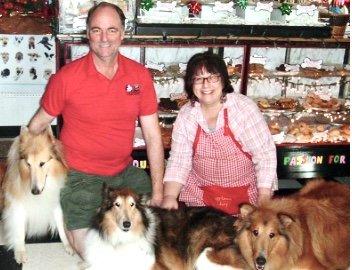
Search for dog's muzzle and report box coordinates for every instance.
[255,256,266,270]
[122,221,131,232]
[31,187,41,195]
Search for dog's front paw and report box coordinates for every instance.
[63,244,75,256]
[14,249,28,264]
[78,261,91,270]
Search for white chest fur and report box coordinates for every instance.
[84,229,155,270]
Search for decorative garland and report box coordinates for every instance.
[140,0,154,11]
[236,0,248,10]
[279,2,293,16]
[188,0,202,17]
[0,0,54,18]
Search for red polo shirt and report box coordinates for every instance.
[41,52,157,175]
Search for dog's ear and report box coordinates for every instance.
[20,125,29,135]
[19,126,31,144]
[102,182,110,199]
[43,125,55,140]
[278,212,295,228]
[139,193,150,206]
[234,217,251,234]
[50,138,68,169]
[19,126,30,140]
[239,203,256,218]
[101,183,113,210]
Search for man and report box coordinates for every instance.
[28,2,164,257]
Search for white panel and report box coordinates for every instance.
[145,47,208,64]
[289,48,345,66]
[251,47,287,70]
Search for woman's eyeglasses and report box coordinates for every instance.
[193,74,221,85]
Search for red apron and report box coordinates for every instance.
[179,108,258,215]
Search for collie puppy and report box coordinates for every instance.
[83,185,245,270]
[83,186,156,270]
[211,179,349,270]
[1,126,73,264]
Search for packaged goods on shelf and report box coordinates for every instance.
[58,0,136,34]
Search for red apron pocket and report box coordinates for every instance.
[201,185,250,215]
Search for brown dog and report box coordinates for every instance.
[230,180,349,270]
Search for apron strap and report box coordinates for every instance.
[223,108,252,160]
[192,124,202,156]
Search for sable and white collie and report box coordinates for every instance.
[83,186,156,270]
[207,180,350,270]
[83,185,241,270]
[1,126,73,264]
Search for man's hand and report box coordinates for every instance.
[149,192,163,207]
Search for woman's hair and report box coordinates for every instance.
[86,2,126,29]
[184,51,234,103]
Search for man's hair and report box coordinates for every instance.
[86,2,126,28]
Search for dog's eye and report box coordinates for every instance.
[39,162,45,167]
[269,233,275,238]
[115,202,120,207]
[130,202,135,207]
[252,230,259,236]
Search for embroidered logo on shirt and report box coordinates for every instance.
[125,84,140,95]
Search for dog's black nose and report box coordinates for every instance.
[31,188,41,195]
[123,221,131,229]
[256,256,266,266]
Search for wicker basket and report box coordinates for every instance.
[329,14,349,38]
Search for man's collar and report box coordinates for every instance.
[86,52,126,78]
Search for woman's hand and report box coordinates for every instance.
[161,195,179,210]
[258,188,272,206]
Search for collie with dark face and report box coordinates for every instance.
[83,185,244,270]
[83,187,156,270]
[231,180,349,270]
[0,126,73,264]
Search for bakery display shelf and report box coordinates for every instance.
[249,70,350,78]
[135,23,332,39]
[55,34,350,49]
[129,35,349,48]
[277,141,349,147]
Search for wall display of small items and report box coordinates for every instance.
[0,34,56,84]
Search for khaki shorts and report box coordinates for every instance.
[60,165,151,230]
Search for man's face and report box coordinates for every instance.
[87,6,124,61]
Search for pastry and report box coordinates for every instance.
[268,122,281,135]
[278,97,297,110]
[257,99,270,109]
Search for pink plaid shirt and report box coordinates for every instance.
[164,92,278,191]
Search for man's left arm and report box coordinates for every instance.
[139,113,164,206]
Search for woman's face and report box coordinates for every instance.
[192,68,223,107]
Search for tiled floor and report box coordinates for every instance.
[0,221,81,270]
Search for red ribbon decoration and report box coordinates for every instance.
[188,0,202,15]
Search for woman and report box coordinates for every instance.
[161,52,277,214]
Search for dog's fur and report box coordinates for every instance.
[83,186,242,270]
[1,126,73,264]
[213,179,349,270]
